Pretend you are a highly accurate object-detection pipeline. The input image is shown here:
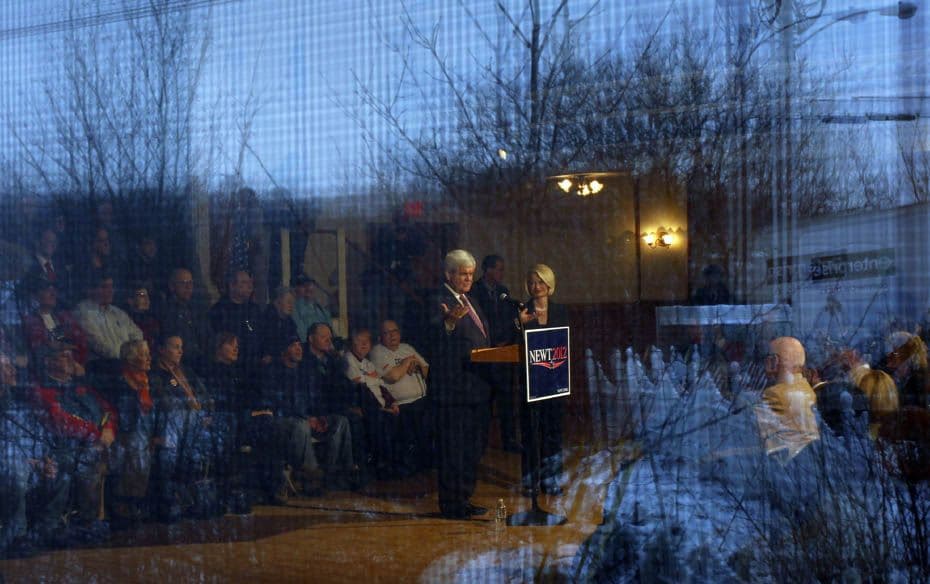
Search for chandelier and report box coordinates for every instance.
[547,171,626,197]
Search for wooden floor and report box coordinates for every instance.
[0,442,619,583]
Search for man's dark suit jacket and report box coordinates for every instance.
[430,285,492,406]
[473,278,517,346]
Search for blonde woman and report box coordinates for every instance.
[857,369,899,439]
[517,264,567,496]
[883,332,929,408]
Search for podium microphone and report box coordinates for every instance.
[499,293,525,310]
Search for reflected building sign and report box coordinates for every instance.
[766,248,895,284]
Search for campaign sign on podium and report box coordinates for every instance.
[524,326,571,403]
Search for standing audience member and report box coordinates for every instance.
[430,249,492,519]
[516,264,567,495]
[291,274,332,341]
[74,274,143,366]
[369,320,431,472]
[473,254,520,452]
[156,268,212,373]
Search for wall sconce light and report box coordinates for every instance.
[642,227,678,249]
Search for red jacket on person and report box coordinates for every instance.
[34,380,117,443]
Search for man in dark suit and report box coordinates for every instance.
[430,249,492,519]
[474,254,520,452]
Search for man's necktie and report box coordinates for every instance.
[460,294,487,339]
[45,261,56,282]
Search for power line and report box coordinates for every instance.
[0,0,242,42]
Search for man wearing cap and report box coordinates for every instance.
[21,278,89,367]
[256,334,354,495]
[33,348,116,542]
[291,274,332,341]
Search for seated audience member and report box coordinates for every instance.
[125,235,165,297]
[812,349,869,436]
[203,332,245,433]
[345,328,385,402]
[259,286,299,365]
[33,348,116,542]
[21,278,89,367]
[27,226,62,284]
[209,270,262,384]
[292,274,332,341]
[370,320,429,406]
[124,283,160,350]
[306,322,369,480]
[345,328,402,477]
[369,320,431,471]
[74,274,143,367]
[837,347,872,387]
[857,369,900,439]
[77,227,121,294]
[202,332,249,513]
[107,340,157,524]
[156,268,212,373]
[258,335,356,496]
[22,226,72,308]
[0,352,56,557]
[149,335,219,520]
[881,331,930,408]
[756,336,820,460]
[0,325,29,385]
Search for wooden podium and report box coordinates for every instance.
[470,340,567,527]
[470,344,520,363]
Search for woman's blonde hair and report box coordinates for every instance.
[858,369,899,415]
[525,263,556,297]
[887,331,929,371]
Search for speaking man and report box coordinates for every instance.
[430,249,492,519]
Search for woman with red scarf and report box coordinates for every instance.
[108,339,157,525]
